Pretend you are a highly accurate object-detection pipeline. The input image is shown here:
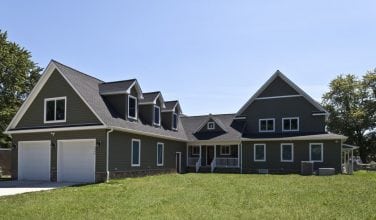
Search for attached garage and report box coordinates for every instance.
[18,141,51,181]
[57,139,96,183]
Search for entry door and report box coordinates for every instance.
[176,152,181,173]
[206,146,214,166]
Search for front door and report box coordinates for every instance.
[206,146,214,166]
[176,152,181,173]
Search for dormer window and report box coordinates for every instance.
[172,113,178,130]
[128,95,137,120]
[44,97,66,123]
[207,122,215,130]
[154,105,161,126]
[259,118,275,132]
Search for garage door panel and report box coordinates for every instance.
[18,141,51,181]
[57,139,96,183]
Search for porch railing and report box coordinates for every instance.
[188,157,199,167]
[216,158,239,168]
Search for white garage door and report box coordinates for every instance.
[57,139,96,183]
[18,141,51,181]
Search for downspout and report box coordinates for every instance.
[106,128,114,182]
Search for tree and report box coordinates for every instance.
[0,30,42,147]
[322,70,376,162]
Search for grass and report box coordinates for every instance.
[0,172,375,219]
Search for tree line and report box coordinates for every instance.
[0,30,375,162]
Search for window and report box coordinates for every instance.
[259,119,275,132]
[282,117,299,132]
[128,95,137,120]
[131,139,141,166]
[254,144,266,162]
[281,143,294,162]
[172,113,178,130]
[44,97,66,123]
[220,145,231,155]
[192,146,200,156]
[310,143,323,162]
[207,122,215,130]
[154,105,160,126]
[157,142,164,166]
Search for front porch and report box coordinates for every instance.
[187,144,240,173]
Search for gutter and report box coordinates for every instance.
[106,128,114,182]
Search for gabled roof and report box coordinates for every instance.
[6,60,187,141]
[236,70,328,116]
[99,79,143,99]
[180,114,243,142]
[139,92,166,108]
[193,115,228,133]
[162,101,182,114]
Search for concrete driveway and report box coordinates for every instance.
[0,181,76,197]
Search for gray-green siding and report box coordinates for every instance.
[241,140,342,173]
[16,70,101,129]
[109,131,186,172]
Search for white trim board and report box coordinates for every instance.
[5,61,106,132]
[236,70,328,116]
[5,125,107,134]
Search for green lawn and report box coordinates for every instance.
[0,172,375,219]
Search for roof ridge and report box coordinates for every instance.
[51,59,104,82]
[101,79,136,84]
[181,113,236,118]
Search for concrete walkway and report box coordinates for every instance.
[0,181,76,197]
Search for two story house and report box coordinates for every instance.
[4,60,350,183]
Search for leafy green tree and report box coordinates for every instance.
[322,70,376,162]
[0,30,42,147]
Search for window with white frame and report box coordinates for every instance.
[220,145,231,155]
[131,139,141,166]
[157,142,164,166]
[128,95,137,120]
[310,143,323,162]
[192,146,200,156]
[154,105,161,126]
[281,143,294,162]
[172,113,178,130]
[282,117,299,132]
[207,122,215,130]
[254,144,266,162]
[259,119,275,132]
[44,97,66,123]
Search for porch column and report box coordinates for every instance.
[199,145,202,161]
[186,144,188,167]
[237,144,240,167]
[351,150,354,174]
[214,145,216,161]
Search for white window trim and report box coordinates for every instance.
[131,139,141,167]
[157,142,164,166]
[309,143,324,162]
[44,97,67,124]
[282,117,299,132]
[280,143,294,162]
[207,122,215,130]
[259,118,275,132]
[153,105,161,126]
[254,144,266,162]
[128,95,138,120]
[220,145,231,155]
[192,146,200,156]
[172,113,178,130]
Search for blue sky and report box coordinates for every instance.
[2,1,376,115]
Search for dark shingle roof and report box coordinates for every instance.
[140,92,160,103]
[164,101,178,110]
[99,79,136,95]
[180,114,243,141]
[52,60,187,141]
